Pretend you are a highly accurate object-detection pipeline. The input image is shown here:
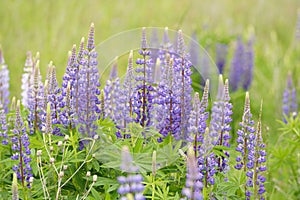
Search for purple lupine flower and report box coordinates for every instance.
[118,51,135,134]
[282,73,298,122]
[189,32,200,68]
[132,27,155,128]
[117,146,145,200]
[59,45,78,129]
[150,28,160,67]
[182,147,203,200]
[103,59,121,121]
[209,76,232,172]
[229,37,245,92]
[21,51,34,108]
[187,80,209,148]
[47,65,62,135]
[0,47,10,113]
[11,100,32,188]
[155,55,181,140]
[253,106,267,200]
[242,38,254,91]
[235,92,257,199]
[173,30,193,140]
[215,43,228,74]
[27,59,45,134]
[0,103,8,145]
[77,23,101,141]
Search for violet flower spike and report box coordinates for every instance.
[215,43,228,74]
[0,103,9,145]
[117,146,145,200]
[229,37,245,92]
[242,38,254,91]
[21,51,33,108]
[77,23,101,146]
[0,47,10,113]
[132,27,155,128]
[182,146,203,200]
[234,92,256,199]
[11,100,33,188]
[282,73,298,122]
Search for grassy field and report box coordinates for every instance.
[1,0,300,199]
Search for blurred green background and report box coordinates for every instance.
[0,0,299,95]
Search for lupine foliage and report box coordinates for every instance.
[0,21,300,200]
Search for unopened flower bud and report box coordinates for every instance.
[29,177,34,183]
[37,150,42,156]
[93,175,97,182]
[57,141,63,147]
[49,146,54,151]
[86,171,91,177]
[64,135,69,141]
[59,171,64,178]
[63,165,68,170]
[50,157,55,164]
[93,135,99,140]
[92,154,95,158]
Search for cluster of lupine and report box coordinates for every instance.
[235,93,267,199]
[282,73,298,122]
[0,24,266,199]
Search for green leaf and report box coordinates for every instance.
[91,187,101,200]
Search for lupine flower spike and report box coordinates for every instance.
[117,146,145,200]
[21,51,33,108]
[209,75,232,173]
[282,73,298,122]
[0,46,10,113]
[235,92,257,199]
[133,27,155,128]
[215,43,228,74]
[253,100,267,200]
[181,146,203,200]
[12,100,33,188]
[77,23,101,144]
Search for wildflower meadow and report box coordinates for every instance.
[0,1,300,200]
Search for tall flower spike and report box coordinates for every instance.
[132,28,155,128]
[0,102,8,145]
[117,146,145,200]
[242,38,254,91]
[189,32,200,68]
[173,30,193,140]
[47,65,62,135]
[282,73,298,122]
[77,25,101,143]
[253,100,267,200]
[27,60,44,134]
[60,44,79,129]
[155,56,182,140]
[229,37,245,92]
[12,100,32,188]
[209,76,232,173]
[182,146,203,200]
[21,51,34,108]
[87,23,95,51]
[215,43,228,74]
[103,57,121,121]
[118,51,135,134]
[0,47,10,113]
[235,92,256,199]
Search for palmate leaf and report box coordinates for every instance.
[94,133,184,173]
